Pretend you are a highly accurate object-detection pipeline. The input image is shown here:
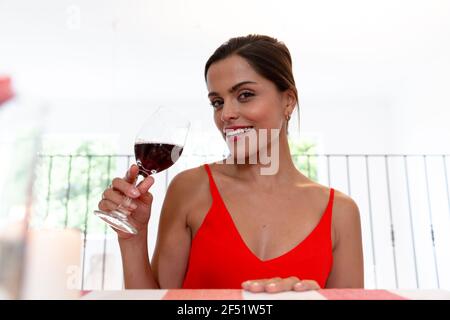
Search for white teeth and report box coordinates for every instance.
[225,127,253,137]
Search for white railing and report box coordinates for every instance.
[33,154,450,290]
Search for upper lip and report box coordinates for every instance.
[223,125,254,133]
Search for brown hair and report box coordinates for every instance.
[204,34,299,133]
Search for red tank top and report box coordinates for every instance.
[182,164,334,289]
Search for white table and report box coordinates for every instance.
[81,289,450,300]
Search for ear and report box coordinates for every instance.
[283,89,297,116]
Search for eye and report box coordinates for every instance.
[238,91,254,101]
[210,99,223,109]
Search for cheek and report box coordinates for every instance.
[213,111,221,124]
[213,111,224,132]
[250,102,284,128]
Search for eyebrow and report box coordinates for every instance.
[208,81,257,98]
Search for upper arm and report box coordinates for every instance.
[325,193,364,288]
[150,169,198,289]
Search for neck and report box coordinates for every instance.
[221,129,300,185]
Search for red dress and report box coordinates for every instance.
[182,164,334,289]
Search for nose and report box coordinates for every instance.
[220,100,239,123]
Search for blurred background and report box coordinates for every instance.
[0,0,449,297]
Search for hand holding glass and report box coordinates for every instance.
[94,107,190,234]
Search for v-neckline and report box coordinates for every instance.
[206,164,333,264]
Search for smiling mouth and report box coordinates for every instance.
[224,126,255,138]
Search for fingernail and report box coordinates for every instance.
[267,283,276,288]
[129,202,137,210]
[131,188,140,197]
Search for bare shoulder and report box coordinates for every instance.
[168,165,207,190]
[330,189,362,245]
[332,189,361,222]
[296,181,333,212]
[298,181,361,249]
[302,182,358,211]
[164,164,210,213]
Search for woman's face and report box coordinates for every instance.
[206,54,294,160]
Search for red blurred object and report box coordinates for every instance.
[0,76,14,106]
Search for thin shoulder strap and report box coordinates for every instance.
[329,188,335,207]
[203,163,221,199]
[325,188,335,220]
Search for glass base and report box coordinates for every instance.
[93,210,138,235]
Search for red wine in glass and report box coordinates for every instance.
[134,142,183,177]
[94,106,190,235]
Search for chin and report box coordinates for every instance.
[228,147,259,164]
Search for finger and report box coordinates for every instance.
[136,175,155,194]
[242,280,251,290]
[293,280,321,292]
[242,280,254,290]
[103,189,137,210]
[125,164,140,183]
[137,192,153,206]
[111,177,141,198]
[242,278,270,289]
[265,276,299,293]
[242,278,270,293]
[98,199,128,213]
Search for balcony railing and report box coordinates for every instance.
[33,154,450,290]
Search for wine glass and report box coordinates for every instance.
[94,106,190,234]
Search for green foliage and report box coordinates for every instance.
[288,138,318,181]
[32,140,117,234]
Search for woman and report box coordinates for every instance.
[98,35,364,293]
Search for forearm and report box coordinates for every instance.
[118,233,159,289]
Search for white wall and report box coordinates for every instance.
[0,0,450,153]
[1,0,450,155]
